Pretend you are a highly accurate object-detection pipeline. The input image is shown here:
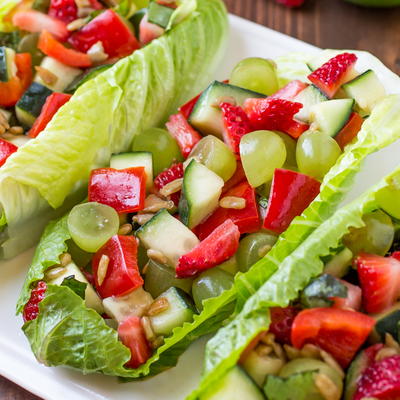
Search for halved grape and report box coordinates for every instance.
[240,130,287,187]
[237,232,278,272]
[67,202,119,253]
[296,130,342,180]
[274,131,297,170]
[189,135,237,181]
[217,256,238,275]
[132,127,183,175]
[230,57,279,96]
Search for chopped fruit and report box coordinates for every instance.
[269,306,299,345]
[308,53,358,98]
[356,253,400,314]
[118,316,152,368]
[23,281,47,322]
[88,167,146,214]
[166,112,202,158]
[354,355,400,400]
[92,235,143,298]
[392,251,400,261]
[275,0,305,7]
[154,162,184,206]
[263,168,321,234]
[243,97,309,139]
[222,161,246,194]
[270,80,308,100]
[0,138,18,167]
[220,102,252,154]
[48,0,103,24]
[331,280,362,310]
[291,307,375,368]
[139,15,165,45]
[176,219,240,278]
[179,93,201,119]
[335,112,364,150]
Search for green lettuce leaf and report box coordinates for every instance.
[61,276,87,299]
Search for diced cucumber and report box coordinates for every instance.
[136,209,199,268]
[310,99,354,137]
[47,261,104,313]
[0,47,16,82]
[293,85,328,122]
[342,69,386,115]
[102,287,154,323]
[201,366,265,400]
[179,159,224,228]
[149,287,195,336]
[323,247,353,278]
[65,64,112,94]
[148,1,174,28]
[189,81,265,138]
[16,82,53,127]
[110,151,153,190]
[34,57,82,92]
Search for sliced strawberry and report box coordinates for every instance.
[269,306,299,345]
[179,93,201,119]
[354,355,400,400]
[243,97,309,139]
[335,112,364,150]
[331,279,362,311]
[0,139,18,167]
[222,161,246,194]
[23,281,47,322]
[392,251,400,261]
[48,0,103,24]
[220,102,252,154]
[176,219,240,278]
[356,253,400,314]
[308,53,358,98]
[154,162,184,206]
[270,80,308,100]
[139,15,164,45]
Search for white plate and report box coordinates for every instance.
[1,14,400,400]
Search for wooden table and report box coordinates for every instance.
[2,0,400,398]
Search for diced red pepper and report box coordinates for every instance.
[335,112,364,150]
[263,168,321,234]
[0,139,18,167]
[154,163,184,206]
[165,112,202,158]
[23,281,47,322]
[92,235,143,298]
[195,181,260,241]
[15,53,33,92]
[69,10,140,59]
[270,80,308,100]
[29,93,72,138]
[179,93,201,119]
[222,161,246,194]
[48,0,103,24]
[176,219,240,278]
[89,167,146,214]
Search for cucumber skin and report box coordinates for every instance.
[178,192,190,227]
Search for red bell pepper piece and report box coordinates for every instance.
[92,235,143,298]
[22,281,47,323]
[263,168,321,234]
[165,112,202,158]
[69,10,140,59]
[335,112,364,150]
[29,93,72,138]
[222,161,246,194]
[179,93,201,119]
[291,307,375,368]
[176,219,240,278]
[195,181,260,241]
[48,0,103,24]
[0,139,18,167]
[88,167,146,214]
[270,80,308,100]
[154,162,183,206]
[15,53,33,92]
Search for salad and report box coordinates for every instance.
[0,0,228,259]
[17,50,400,378]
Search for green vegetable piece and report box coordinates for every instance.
[61,275,87,299]
[17,33,44,67]
[0,31,20,50]
[148,1,174,28]
[345,348,372,400]
[323,247,353,278]
[65,64,113,94]
[370,302,400,343]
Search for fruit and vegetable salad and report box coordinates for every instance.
[0,0,228,260]
[16,50,400,379]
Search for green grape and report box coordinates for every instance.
[192,269,234,311]
[296,130,342,180]
[240,130,287,187]
[132,127,183,175]
[274,131,297,170]
[144,260,193,298]
[17,33,44,67]
[217,256,238,275]
[343,210,395,256]
[67,202,119,253]
[189,135,236,181]
[230,57,279,96]
[237,232,277,272]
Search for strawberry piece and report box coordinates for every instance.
[176,219,240,278]
[139,15,164,45]
[356,253,400,314]
[269,306,299,345]
[48,0,103,24]
[243,97,309,139]
[220,102,252,154]
[0,139,18,167]
[179,93,201,119]
[222,161,246,194]
[308,53,358,98]
[270,80,308,100]
[392,251,400,261]
[275,0,305,7]
[335,112,364,150]
[154,163,184,206]
[331,279,362,311]
[23,281,47,322]
[354,355,400,400]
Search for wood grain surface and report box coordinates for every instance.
[1,0,400,399]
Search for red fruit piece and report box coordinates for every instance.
[118,316,152,368]
[243,97,308,139]
[308,53,358,98]
[269,306,299,345]
[392,251,400,261]
[0,139,18,167]
[354,355,400,400]
[275,0,305,7]
[48,0,103,24]
[176,219,240,278]
[154,163,184,206]
[263,168,321,234]
[139,15,164,45]
[222,161,246,194]
[335,112,364,150]
[179,93,201,119]
[270,80,308,101]
[356,253,400,314]
[23,281,47,322]
[220,102,252,154]
[331,279,362,311]
[291,307,375,368]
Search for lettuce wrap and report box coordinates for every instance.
[16,49,400,381]
[0,0,228,259]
